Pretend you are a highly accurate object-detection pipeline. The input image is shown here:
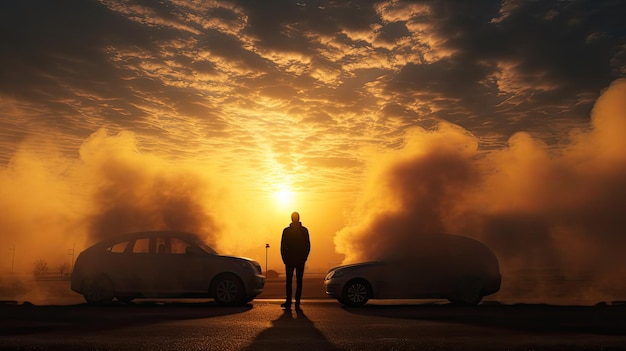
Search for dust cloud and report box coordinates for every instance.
[335,78,626,303]
[79,129,220,243]
[0,128,225,282]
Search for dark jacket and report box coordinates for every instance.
[280,222,310,265]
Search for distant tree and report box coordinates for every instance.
[58,262,70,276]
[33,259,49,277]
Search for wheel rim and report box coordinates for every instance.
[216,279,238,303]
[347,283,368,304]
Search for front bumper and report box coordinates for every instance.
[246,274,266,296]
[324,279,341,297]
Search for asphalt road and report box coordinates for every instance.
[2,298,626,350]
[1,277,626,350]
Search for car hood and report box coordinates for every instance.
[219,254,257,262]
[328,261,382,273]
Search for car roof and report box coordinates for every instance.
[89,230,203,248]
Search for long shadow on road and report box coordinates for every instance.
[343,302,626,336]
[0,301,251,336]
[243,308,343,351]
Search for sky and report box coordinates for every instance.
[0,0,625,300]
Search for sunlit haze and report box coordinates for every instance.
[274,187,295,209]
[0,0,625,302]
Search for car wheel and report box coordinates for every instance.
[212,274,245,306]
[83,275,114,305]
[449,278,483,306]
[342,279,371,307]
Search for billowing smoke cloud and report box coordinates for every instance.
[335,79,626,302]
[0,141,79,271]
[78,129,220,243]
[0,128,224,279]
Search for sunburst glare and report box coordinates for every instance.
[274,187,294,208]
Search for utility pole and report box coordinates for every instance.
[9,244,15,274]
[68,243,75,274]
[265,243,270,276]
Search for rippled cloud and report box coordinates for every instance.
[0,0,623,277]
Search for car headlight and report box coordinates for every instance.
[252,262,262,274]
[326,269,344,280]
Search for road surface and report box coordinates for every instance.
[2,299,626,350]
[1,276,625,350]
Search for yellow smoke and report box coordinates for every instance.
[0,128,230,275]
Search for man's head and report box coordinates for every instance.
[291,211,300,223]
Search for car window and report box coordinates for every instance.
[107,241,129,253]
[170,237,192,254]
[195,240,218,255]
[156,237,169,254]
[132,238,150,254]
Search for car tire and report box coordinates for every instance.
[449,278,483,306]
[342,279,371,307]
[212,274,245,306]
[83,275,114,305]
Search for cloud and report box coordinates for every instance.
[1,0,622,166]
[0,128,229,276]
[78,129,221,243]
[334,78,626,301]
[0,139,84,273]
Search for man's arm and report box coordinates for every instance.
[304,228,311,259]
[280,229,287,263]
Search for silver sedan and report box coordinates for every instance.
[71,231,265,305]
[324,234,501,306]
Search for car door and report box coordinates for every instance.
[150,235,210,294]
[391,243,446,298]
[101,239,141,294]
[410,239,454,297]
[381,256,426,299]
[125,235,162,295]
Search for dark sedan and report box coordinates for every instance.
[325,234,501,306]
[71,231,265,305]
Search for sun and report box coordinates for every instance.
[274,187,294,208]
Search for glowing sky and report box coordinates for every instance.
[0,0,625,287]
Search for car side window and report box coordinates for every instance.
[156,237,169,254]
[107,241,129,253]
[171,238,192,254]
[132,238,150,254]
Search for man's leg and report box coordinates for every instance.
[283,264,295,308]
[294,262,305,309]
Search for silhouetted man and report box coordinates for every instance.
[280,211,310,311]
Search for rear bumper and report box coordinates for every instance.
[483,274,502,296]
[70,272,83,294]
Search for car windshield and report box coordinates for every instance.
[193,239,218,255]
